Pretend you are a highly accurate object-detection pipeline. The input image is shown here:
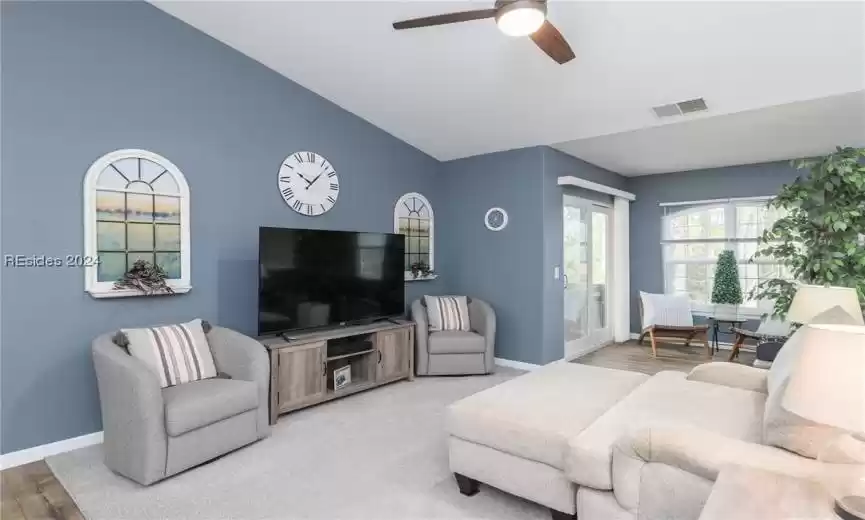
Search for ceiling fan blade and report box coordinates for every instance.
[530,21,575,64]
[393,9,497,30]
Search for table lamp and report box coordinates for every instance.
[786,284,864,326]
[782,323,865,520]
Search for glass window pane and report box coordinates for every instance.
[398,218,409,236]
[97,222,125,251]
[417,219,429,237]
[126,193,154,222]
[150,170,179,194]
[154,196,180,224]
[96,191,125,222]
[112,158,138,181]
[97,252,127,282]
[96,167,127,189]
[127,223,154,251]
[155,252,181,279]
[408,237,419,254]
[404,255,411,271]
[127,252,154,269]
[155,224,180,251]
[418,237,429,255]
[139,159,165,183]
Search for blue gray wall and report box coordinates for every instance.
[540,148,626,363]
[0,1,444,454]
[437,147,547,364]
[626,161,803,334]
[437,146,624,365]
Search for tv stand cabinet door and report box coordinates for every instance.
[376,328,411,383]
[276,342,325,414]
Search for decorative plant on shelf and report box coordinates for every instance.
[114,260,175,295]
[410,261,435,279]
[750,146,865,319]
[711,250,743,315]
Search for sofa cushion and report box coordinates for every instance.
[564,370,766,490]
[428,331,486,354]
[446,363,648,469]
[424,295,471,332]
[163,378,258,436]
[124,318,217,388]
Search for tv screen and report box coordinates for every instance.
[258,227,405,335]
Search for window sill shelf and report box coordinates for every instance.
[404,274,438,282]
[87,286,192,299]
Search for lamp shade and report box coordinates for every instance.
[787,285,864,325]
[782,324,865,434]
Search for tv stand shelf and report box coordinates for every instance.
[259,320,415,424]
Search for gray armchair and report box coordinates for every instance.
[92,326,270,485]
[411,298,496,376]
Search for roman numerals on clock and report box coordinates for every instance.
[278,151,339,216]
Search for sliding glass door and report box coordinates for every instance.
[563,195,612,358]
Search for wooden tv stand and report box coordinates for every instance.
[259,320,415,424]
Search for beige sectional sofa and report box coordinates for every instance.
[446,360,822,520]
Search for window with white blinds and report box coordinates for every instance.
[661,197,790,315]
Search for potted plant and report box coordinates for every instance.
[410,261,435,279]
[750,147,865,318]
[114,260,175,295]
[711,250,743,318]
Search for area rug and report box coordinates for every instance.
[48,368,550,520]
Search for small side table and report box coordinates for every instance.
[699,465,834,520]
[708,316,747,355]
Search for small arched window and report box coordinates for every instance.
[83,149,191,297]
[394,192,434,279]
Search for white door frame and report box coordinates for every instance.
[563,196,613,360]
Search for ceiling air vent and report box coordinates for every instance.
[652,98,709,118]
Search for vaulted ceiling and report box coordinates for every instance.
[152,1,865,175]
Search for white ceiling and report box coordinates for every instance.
[555,90,865,175]
[152,1,865,175]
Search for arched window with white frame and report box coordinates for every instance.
[394,192,434,279]
[84,149,191,297]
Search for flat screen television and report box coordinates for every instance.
[258,227,405,335]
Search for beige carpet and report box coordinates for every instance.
[48,368,550,520]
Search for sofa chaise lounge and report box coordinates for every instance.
[446,358,824,520]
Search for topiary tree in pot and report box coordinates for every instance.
[750,146,865,319]
[711,250,743,317]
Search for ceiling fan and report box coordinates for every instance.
[392,0,575,65]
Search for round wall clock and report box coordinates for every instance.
[484,207,508,231]
[277,151,339,216]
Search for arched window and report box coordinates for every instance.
[83,149,191,297]
[394,192,434,279]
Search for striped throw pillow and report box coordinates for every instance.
[123,319,217,388]
[424,295,471,332]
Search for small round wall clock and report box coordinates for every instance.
[278,151,339,216]
[484,207,509,231]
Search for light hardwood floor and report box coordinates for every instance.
[2,460,83,520]
[573,339,756,375]
[0,339,756,520]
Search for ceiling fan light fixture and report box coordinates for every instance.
[495,0,546,37]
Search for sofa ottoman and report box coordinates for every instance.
[446,362,648,517]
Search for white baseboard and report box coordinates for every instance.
[0,431,103,470]
[494,357,541,371]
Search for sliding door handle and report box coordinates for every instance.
[563,274,569,288]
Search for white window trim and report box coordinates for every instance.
[394,192,435,281]
[660,197,780,319]
[83,149,191,298]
